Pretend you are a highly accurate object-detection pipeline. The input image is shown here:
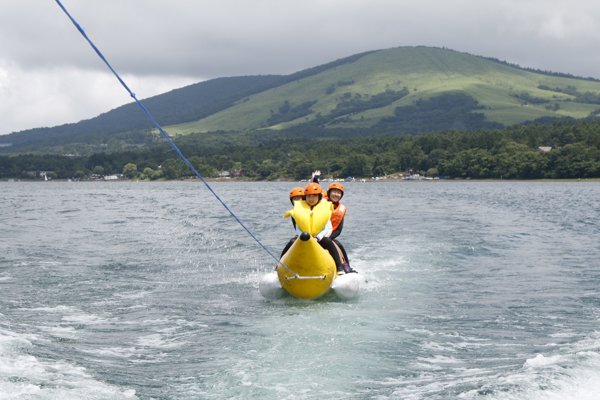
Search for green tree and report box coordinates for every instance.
[257,160,282,178]
[196,164,216,177]
[291,161,313,180]
[373,165,385,176]
[123,163,137,178]
[143,167,154,176]
[343,153,371,177]
[151,169,164,180]
[243,160,260,176]
[427,168,439,176]
[161,159,179,179]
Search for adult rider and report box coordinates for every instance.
[326,182,355,273]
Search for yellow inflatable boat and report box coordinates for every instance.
[277,231,336,299]
[259,200,361,300]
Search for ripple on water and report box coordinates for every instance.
[1,182,599,399]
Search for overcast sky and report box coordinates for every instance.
[1,0,599,136]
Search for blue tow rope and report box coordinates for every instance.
[55,0,294,275]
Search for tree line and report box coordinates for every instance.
[2,119,600,180]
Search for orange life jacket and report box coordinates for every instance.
[330,203,346,233]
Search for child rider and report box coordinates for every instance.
[280,187,304,257]
[301,182,344,272]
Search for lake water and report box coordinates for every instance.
[1,181,599,399]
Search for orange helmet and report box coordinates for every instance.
[321,190,328,201]
[328,182,344,199]
[289,187,304,199]
[304,182,322,196]
[289,187,304,204]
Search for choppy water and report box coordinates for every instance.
[1,181,599,399]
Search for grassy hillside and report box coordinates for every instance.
[4,46,600,155]
[163,47,600,135]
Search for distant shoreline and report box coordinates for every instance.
[4,178,598,183]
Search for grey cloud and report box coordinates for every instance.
[1,0,599,134]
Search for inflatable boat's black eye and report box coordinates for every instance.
[300,231,311,241]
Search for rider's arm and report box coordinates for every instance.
[315,219,332,241]
[330,217,343,240]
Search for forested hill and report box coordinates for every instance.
[0,75,281,148]
[4,46,600,155]
[2,119,600,180]
[0,49,377,153]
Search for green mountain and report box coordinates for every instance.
[4,46,600,154]
[163,46,600,135]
